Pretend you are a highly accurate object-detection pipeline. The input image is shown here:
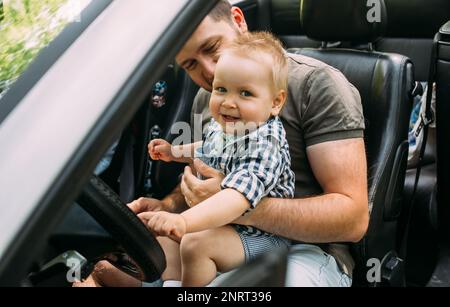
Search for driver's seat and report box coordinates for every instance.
[288,0,414,285]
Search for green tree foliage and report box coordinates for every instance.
[0,0,70,98]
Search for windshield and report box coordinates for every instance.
[0,0,91,99]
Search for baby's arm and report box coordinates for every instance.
[138,189,249,241]
[148,139,202,164]
[181,189,250,233]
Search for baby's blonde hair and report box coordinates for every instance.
[225,31,288,93]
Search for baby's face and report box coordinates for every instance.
[209,52,281,134]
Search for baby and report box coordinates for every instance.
[145,32,295,287]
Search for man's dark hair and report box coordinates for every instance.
[208,0,233,24]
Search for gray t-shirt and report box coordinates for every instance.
[190,53,365,276]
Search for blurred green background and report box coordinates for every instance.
[0,0,71,98]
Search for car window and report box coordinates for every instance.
[0,0,91,99]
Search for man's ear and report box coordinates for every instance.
[231,6,248,33]
[271,90,287,116]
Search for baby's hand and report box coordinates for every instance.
[138,211,187,242]
[148,139,173,162]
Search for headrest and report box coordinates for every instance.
[300,0,387,42]
[384,0,450,38]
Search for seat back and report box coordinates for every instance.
[289,0,414,284]
[266,0,321,49]
[376,0,450,82]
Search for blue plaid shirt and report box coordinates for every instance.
[197,116,295,208]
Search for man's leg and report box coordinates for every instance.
[285,244,351,287]
[180,226,245,287]
[73,237,180,287]
[72,260,142,287]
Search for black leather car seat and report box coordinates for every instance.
[150,68,199,198]
[288,0,414,285]
[259,0,321,49]
[380,0,445,226]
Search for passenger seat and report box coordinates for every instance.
[287,0,414,285]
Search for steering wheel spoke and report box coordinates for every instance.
[76,175,166,282]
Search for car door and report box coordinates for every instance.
[0,0,219,286]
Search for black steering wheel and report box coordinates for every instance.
[76,175,166,282]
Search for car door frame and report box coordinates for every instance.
[0,0,220,286]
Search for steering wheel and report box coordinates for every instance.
[76,175,166,282]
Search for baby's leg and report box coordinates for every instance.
[180,226,245,287]
[158,236,182,283]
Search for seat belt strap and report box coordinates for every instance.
[400,33,440,260]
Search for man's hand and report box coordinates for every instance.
[127,197,168,214]
[148,139,173,162]
[138,211,187,242]
[181,159,224,207]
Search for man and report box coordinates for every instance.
[81,0,368,287]
[129,0,368,287]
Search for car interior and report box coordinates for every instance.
[5,0,450,287]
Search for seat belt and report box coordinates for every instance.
[119,130,136,204]
[400,33,440,260]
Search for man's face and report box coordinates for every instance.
[209,52,280,134]
[176,16,242,92]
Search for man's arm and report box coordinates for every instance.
[236,138,369,243]
[161,184,190,213]
[128,184,189,214]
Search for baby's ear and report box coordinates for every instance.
[271,90,287,116]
